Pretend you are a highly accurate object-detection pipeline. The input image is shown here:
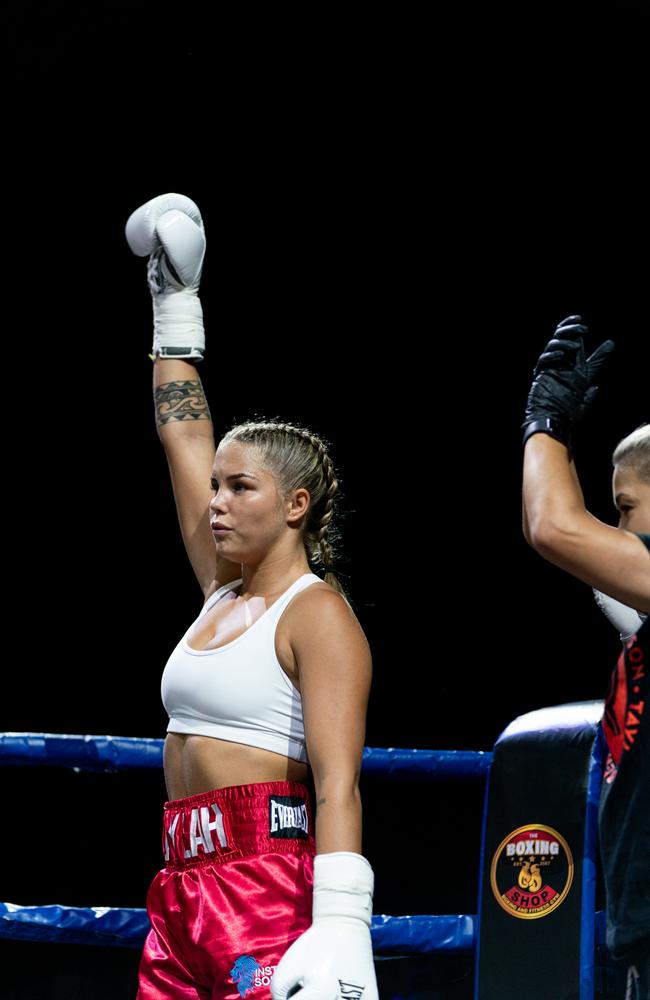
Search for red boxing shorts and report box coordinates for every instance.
[136,780,316,1000]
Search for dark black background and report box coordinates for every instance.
[3,3,648,996]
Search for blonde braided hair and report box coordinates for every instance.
[220,417,349,600]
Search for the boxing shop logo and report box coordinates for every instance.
[490,823,574,919]
[268,795,309,839]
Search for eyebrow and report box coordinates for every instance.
[210,472,259,484]
[615,493,636,504]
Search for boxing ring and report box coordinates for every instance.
[0,702,624,999]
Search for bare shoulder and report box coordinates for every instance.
[284,581,367,641]
[282,582,372,694]
[290,580,350,611]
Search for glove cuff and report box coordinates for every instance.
[522,417,571,453]
[312,852,374,927]
[151,289,205,361]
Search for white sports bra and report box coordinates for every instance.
[160,573,324,762]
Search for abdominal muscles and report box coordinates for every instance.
[163,732,309,799]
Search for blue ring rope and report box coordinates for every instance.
[0,901,607,953]
[0,732,606,961]
[0,733,492,777]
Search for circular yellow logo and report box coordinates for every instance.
[490,823,573,919]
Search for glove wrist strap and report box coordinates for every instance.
[312,852,374,927]
[522,417,572,456]
[150,290,205,362]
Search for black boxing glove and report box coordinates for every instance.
[522,315,615,449]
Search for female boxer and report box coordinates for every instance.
[126,193,378,1000]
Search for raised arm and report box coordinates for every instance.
[523,434,650,611]
[153,358,241,596]
[521,315,650,612]
[522,452,585,545]
[125,192,241,598]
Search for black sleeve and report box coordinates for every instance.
[635,533,650,554]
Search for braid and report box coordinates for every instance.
[296,427,338,572]
[220,417,349,599]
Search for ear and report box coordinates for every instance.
[286,487,311,523]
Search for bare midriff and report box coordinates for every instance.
[163,732,309,800]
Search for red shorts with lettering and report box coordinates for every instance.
[136,780,315,1000]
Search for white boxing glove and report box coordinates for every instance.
[125,192,205,361]
[271,851,378,1000]
[593,587,647,643]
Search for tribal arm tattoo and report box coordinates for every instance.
[154,379,212,428]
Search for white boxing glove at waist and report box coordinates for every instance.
[271,851,378,1000]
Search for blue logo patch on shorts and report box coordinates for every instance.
[230,955,260,997]
[268,795,309,839]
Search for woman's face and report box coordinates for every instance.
[208,441,288,562]
[612,463,650,534]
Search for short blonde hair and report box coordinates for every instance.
[612,424,650,483]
